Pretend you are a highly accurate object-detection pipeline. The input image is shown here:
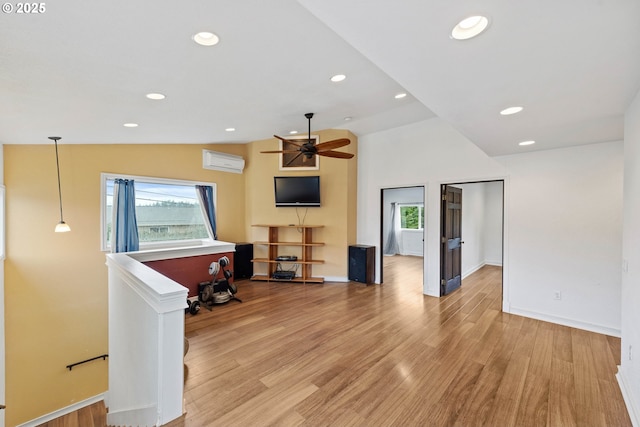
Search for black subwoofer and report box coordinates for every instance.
[348,245,375,284]
[234,243,253,279]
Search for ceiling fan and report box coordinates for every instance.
[261,113,354,165]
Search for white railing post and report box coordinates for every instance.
[106,253,187,427]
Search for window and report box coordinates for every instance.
[400,204,424,230]
[101,174,216,251]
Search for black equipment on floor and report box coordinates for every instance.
[272,270,296,280]
[234,242,253,279]
[198,256,242,309]
[348,245,375,284]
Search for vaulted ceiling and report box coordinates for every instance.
[2,0,639,156]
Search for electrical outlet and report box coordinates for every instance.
[553,290,562,300]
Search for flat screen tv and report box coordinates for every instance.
[274,176,320,207]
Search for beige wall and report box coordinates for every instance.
[245,130,358,279]
[4,132,357,425]
[4,143,246,426]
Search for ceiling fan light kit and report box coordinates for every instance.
[261,113,354,163]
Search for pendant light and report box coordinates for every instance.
[49,136,70,232]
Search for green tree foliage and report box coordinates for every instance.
[400,206,424,229]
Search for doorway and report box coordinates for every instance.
[380,186,425,287]
[440,180,504,299]
[380,181,504,302]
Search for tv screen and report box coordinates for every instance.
[274,176,320,207]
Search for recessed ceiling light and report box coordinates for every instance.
[519,140,535,146]
[500,106,523,115]
[123,123,138,128]
[289,130,298,135]
[395,93,407,99]
[146,93,165,100]
[330,74,346,82]
[225,127,236,132]
[344,117,352,121]
[193,32,220,46]
[451,15,489,40]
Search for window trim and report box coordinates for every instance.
[100,173,217,252]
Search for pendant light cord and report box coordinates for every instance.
[52,137,65,222]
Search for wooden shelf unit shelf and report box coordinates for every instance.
[251,224,324,283]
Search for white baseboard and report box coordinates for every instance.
[324,276,349,283]
[107,403,158,427]
[502,300,511,312]
[462,261,503,280]
[462,263,485,280]
[400,251,423,257]
[485,261,503,267]
[507,306,621,337]
[617,367,640,427]
[17,393,105,427]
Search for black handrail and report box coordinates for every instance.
[66,354,108,371]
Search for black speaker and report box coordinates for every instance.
[234,243,253,280]
[349,245,375,284]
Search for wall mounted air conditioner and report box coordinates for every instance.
[202,150,245,174]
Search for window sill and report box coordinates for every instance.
[127,240,236,263]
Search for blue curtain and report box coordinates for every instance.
[112,179,139,252]
[196,185,217,240]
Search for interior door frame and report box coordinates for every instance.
[439,179,506,306]
[379,185,425,285]
[377,178,509,309]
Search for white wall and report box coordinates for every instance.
[357,118,508,297]
[357,117,623,336]
[494,141,623,335]
[619,89,640,425]
[484,182,504,265]
[457,182,503,278]
[0,145,4,427]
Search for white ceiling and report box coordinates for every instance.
[2,0,639,156]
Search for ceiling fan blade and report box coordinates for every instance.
[315,138,351,151]
[273,135,303,147]
[285,152,304,166]
[316,150,354,159]
[260,150,300,154]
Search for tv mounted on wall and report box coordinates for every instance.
[274,176,320,207]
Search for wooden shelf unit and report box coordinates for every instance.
[251,224,324,283]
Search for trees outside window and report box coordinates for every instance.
[400,204,424,230]
[102,174,216,251]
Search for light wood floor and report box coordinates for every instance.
[40,257,630,426]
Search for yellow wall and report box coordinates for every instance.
[4,143,246,426]
[4,132,356,425]
[245,130,358,278]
